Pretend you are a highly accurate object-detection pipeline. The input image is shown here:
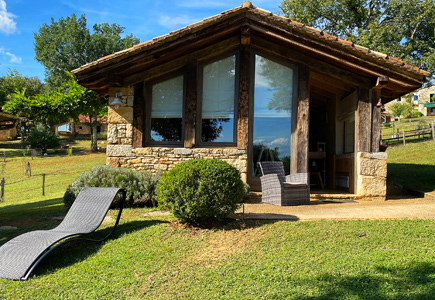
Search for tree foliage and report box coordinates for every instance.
[279,0,435,76]
[34,14,139,89]
[3,76,106,129]
[0,70,44,106]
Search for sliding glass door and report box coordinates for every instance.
[250,54,295,187]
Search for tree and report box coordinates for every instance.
[33,14,139,150]
[34,14,140,89]
[0,70,44,106]
[279,0,435,77]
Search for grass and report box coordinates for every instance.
[0,216,434,299]
[386,140,435,192]
[0,143,434,298]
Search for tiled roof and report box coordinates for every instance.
[72,1,431,78]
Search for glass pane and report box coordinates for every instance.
[253,55,293,176]
[201,55,235,142]
[151,75,183,142]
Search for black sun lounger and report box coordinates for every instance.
[0,187,126,281]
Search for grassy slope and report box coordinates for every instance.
[386,141,435,192]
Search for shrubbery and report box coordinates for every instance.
[64,165,160,208]
[157,159,246,225]
[25,127,60,153]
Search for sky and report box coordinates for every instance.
[0,0,282,82]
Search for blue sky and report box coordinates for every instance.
[0,0,282,81]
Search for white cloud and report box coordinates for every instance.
[159,15,200,29]
[269,137,289,147]
[0,47,21,63]
[0,0,17,35]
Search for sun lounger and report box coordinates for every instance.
[0,187,126,280]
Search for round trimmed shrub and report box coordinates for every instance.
[157,159,246,225]
[64,165,160,208]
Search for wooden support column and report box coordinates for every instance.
[356,86,372,153]
[184,63,197,148]
[291,64,310,173]
[237,26,251,150]
[133,82,144,148]
[371,76,388,152]
[371,89,382,152]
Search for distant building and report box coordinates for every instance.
[55,115,107,136]
[0,112,23,141]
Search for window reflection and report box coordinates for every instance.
[253,55,294,176]
[201,55,236,143]
[151,75,184,142]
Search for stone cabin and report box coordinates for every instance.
[72,2,430,200]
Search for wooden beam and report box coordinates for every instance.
[133,82,145,148]
[356,86,372,153]
[184,63,197,148]
[371,89,381,152]
[291,63,310,174]
[237,32,250,150]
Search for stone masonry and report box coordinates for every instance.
[106,87,248,182]
[356,152,387,201]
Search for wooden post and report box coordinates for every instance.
[371,89,381,152]
[133,82,145,148]
[0,178,4,202]
[184,62,197,148]
[237,26,251,150]
[291,63,310,174]
[24,161,31,176]
[42,174,45,196]
[356,86,372,153]
[402,127,406,146]
[431,121,434,142]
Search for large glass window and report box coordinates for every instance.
[201,55,236,143]
[253,55,294,176]
[150,75,184,143]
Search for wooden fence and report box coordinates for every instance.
[381,121,435,146]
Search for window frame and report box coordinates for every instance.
[196,52,239,147]
[144,72,186,147]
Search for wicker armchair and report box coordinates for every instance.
[257,161,310,206]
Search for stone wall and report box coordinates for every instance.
[106,87,248,181]
[355,152,387,201]
[0,127,16,141]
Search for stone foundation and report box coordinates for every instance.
[356,152,387,201]
[107,146,248,182]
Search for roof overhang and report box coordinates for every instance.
[71,2,430,102]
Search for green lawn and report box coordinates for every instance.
[0,145,434,299]
[386,140,435,192]
[1,216,434,299]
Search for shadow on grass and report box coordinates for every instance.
[388,163,435,193]
[30,219,168,279]
[296,262,435,300]
[0,198,65,215]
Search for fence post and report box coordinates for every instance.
[0,178,4,202]
[402,127,406,146]
[42,174,45,196]
[431,121,435,143]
